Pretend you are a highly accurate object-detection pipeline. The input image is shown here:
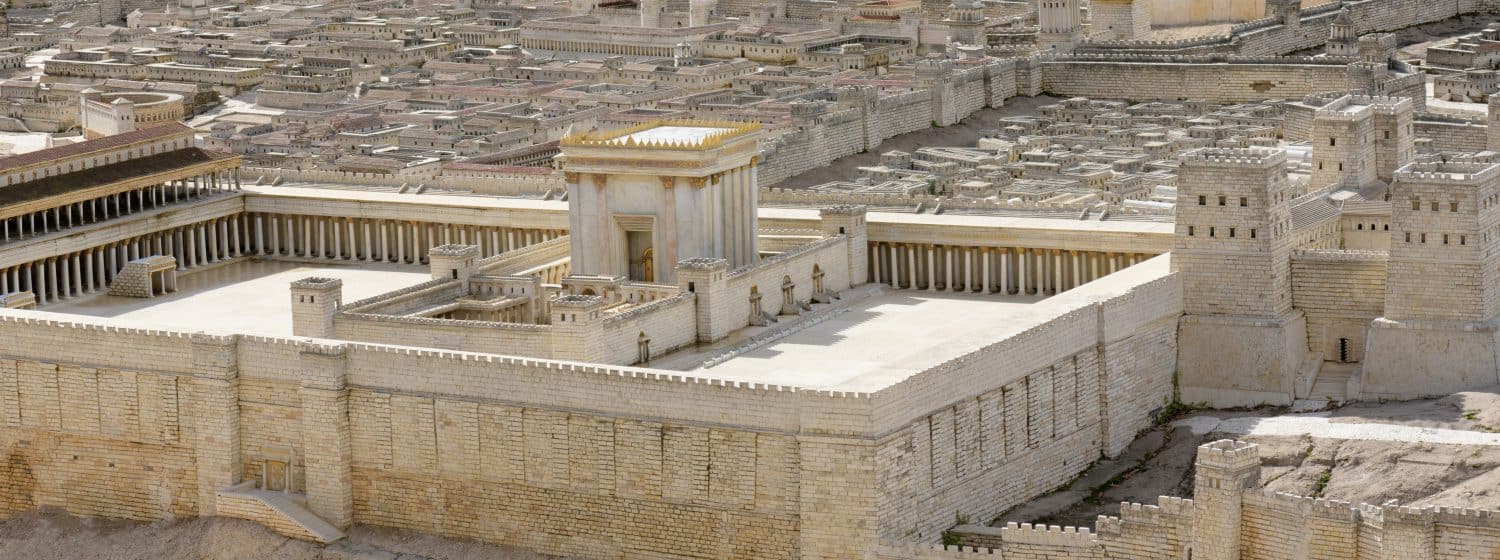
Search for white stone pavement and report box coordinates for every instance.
[1177,413,1500,447]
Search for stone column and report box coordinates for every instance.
[298,342,354,529]
[889,245,899,288]
[982,249,992,294]
[190,334,242,517]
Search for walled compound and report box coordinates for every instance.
[7,0,1500,558]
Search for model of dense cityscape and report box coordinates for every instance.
[4,0,1500,558]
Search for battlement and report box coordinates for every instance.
[552,294,606,308]
[818,204,868,216]
[677,257,730,271]
[1000,523,1098,548]
[1394,160,1500,184]
[1196,439,1260,468]
[429,244,481,259]
[290,277,343,291]
[1180,147,1286,168]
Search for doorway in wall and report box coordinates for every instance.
[627,230,654,282]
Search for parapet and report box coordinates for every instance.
[1196,439,1260,470]
[552,294,607,308]
[429,244,481,259]
[1394,160,1500,185]
[999,523,1098,548]
[819,204,868,216]
[676,257,730,271]
[291,277,343,291]
[1179,147,1286,168]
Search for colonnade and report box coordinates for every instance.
[246,213,565,264]
[0,215,245,306]
[0,210,566,306]
[520,38,673,57]
[868,242,1153,296]
[0,172,236,244]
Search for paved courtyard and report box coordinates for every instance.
[699,290,1047,392]
[45,259,430,336]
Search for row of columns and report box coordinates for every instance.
[869,242,1151,296]
[248,213,564,265]
[0,172,236,244]
[522,39,670,57]
[0,215,244,305]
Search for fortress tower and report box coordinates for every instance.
[557,120,763,285]
[1091,0,1149,41]
[1190,440,1262,560]
[1037,0,1081,51]
[944,0,985,46]
[290,277,343,339]
[1325,8,1358,57]
[1310,95,1412,191]
[1174,147,1306,406]
[1364,159,1500,399]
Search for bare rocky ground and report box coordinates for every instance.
[1391,13,1500,59]
[0,509,563,560]
[772,95,1061,189]
[993,387,1500,529]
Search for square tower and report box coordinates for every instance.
[1365,159,1500,399]
[1174,148,1306,406]
[1175,148,1295,318]
[558,119,763,285]
[1310,97,1377,190]
[1383,161,1500,322]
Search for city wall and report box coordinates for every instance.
[1290,249,1387,362]
[239,165,564,197]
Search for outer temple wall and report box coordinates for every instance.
[0,249,1178,559]
[1041,60,1350,103]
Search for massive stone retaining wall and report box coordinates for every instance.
[0,251,1181,559]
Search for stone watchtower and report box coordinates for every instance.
[1036,0,1082,51]
[1190,440,1261,560]
[820,205,868,286]
[557,119,763,285]
[1174,148,1306,406]
[1310,97,1378,190]
[1325,8,1358,57]
[291,277,343,338]
[430,244,480,291]
[944,0,986,46]
[1364,159,1500,398]
[1090,0,1150,41]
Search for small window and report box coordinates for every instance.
[1188,226,1195,236]
[1218,196,1226,206]
[1384,131,1391,139]
[1444,234,1450,245]
[1338,163,1344,171]
[309,296,315,303]
[1357,224,1364,230]
[1405,232,1412,243]
[1451,202,1460,213]
[1229,228,1236,238]
[1330,138,1337,146]
[1239,197,1247,207]
[1461,235,1467,245]
[1412,199,1421,211]
[1432,202,1440,212]
[1383,224,1389,231]
[1421,233,1427,243]
[1209,227,1216,237]
[1198,195,1206,205]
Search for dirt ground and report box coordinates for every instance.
[772,95,1060,189]
[1390,14,1499,59]
[993,387,1500,528]
[0,509,563,560]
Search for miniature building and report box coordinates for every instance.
[558,119,762,284]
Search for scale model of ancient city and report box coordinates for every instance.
[14,0,1500,558]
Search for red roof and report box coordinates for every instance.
[0,123,194,173]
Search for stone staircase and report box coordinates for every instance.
[1292,362,1359,411]
[216,482,345,544]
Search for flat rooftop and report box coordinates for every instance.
[45,259,429,336]
[695,290,1049,392]
[618,125,725,144]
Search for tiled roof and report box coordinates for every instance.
[0,123,194,173]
